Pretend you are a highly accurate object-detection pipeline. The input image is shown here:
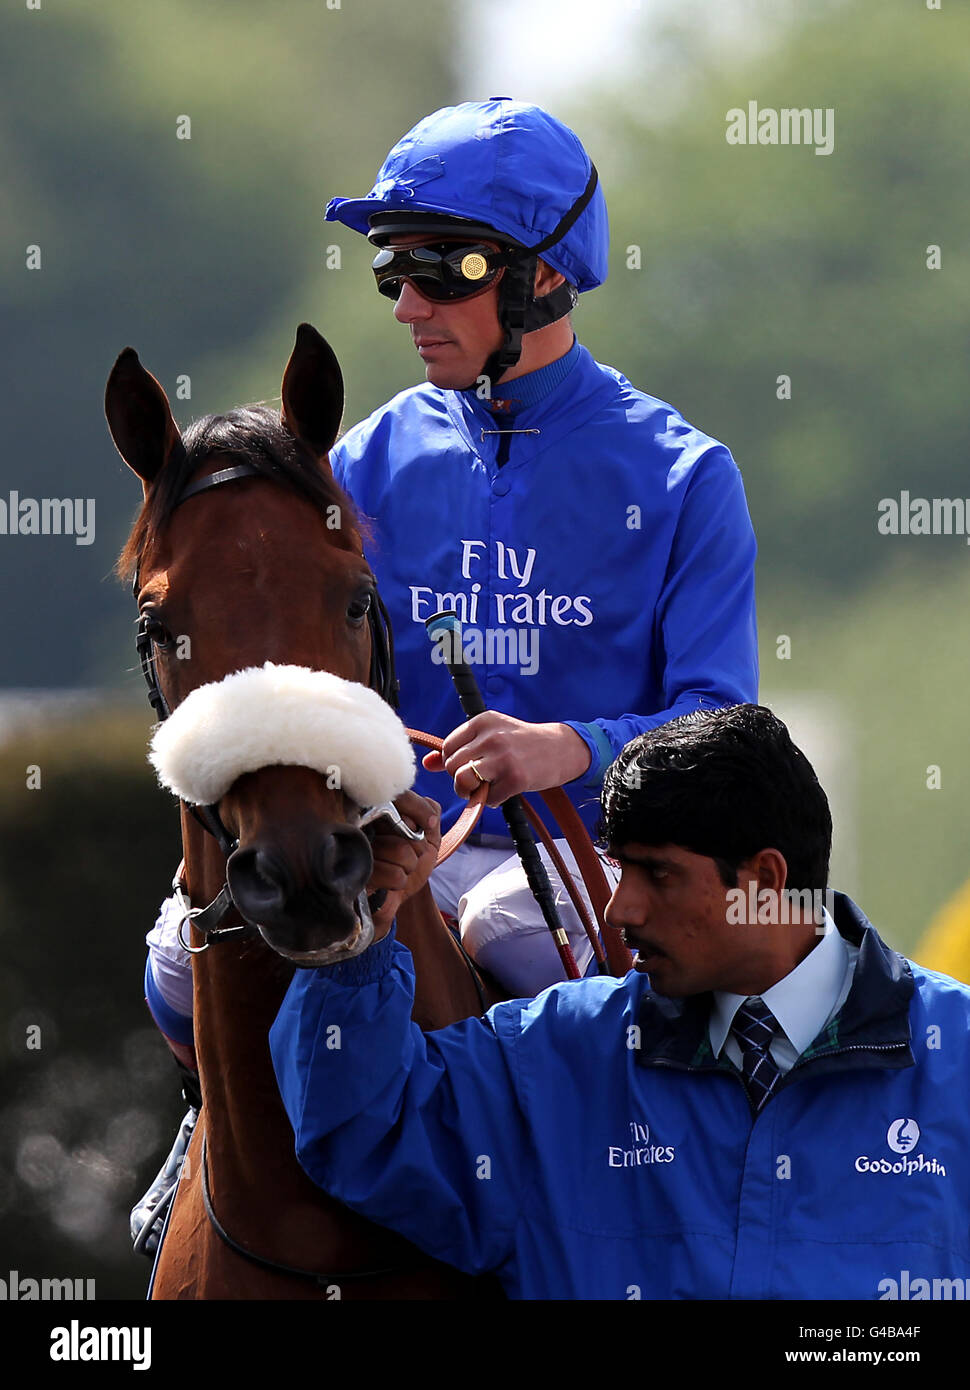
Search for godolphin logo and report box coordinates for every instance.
[855,1117,945,1177]
[887,1119,920,1154]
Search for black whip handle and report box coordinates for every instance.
[424,612,580,978]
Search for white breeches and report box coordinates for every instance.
[429,839,620,999]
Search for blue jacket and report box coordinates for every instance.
[330,344,758,837]
[270,893,970,1300]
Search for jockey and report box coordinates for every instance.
[134,101,758,1247]
[320,98,758,993]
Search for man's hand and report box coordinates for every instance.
[421,711,592,807]
[367,791,442,940]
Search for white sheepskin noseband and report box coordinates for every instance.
[148,662,415,808]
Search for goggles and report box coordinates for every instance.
[371,242,509,303]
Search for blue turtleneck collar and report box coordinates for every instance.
[461,336,582,418]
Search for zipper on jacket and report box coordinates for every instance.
[780,1039,909,1082]
[641,1039,910,1116]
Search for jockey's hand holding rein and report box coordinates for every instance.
[368,790,442,939]
[422,711,592,808]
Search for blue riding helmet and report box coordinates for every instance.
[325,99,610,385]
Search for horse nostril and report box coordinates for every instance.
[227,847,290,920]
[227,830,373,933]
[316,828,373,900]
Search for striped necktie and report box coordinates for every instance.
[731,996,782,1115]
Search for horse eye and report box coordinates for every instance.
[347,592,373,626]
[143,615,174,647]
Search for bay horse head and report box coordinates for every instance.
[107,324,410,965]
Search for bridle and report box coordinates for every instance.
[136,452,501,1293]
[132,457,406,950]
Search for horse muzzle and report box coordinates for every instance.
[227,827,377,965]
[148,662,417,963]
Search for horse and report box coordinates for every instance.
[107,324,504,1299]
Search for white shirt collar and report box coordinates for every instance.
[709,908,850,1060]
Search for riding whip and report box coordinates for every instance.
[425,610,581,981]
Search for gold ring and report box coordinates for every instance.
[469,759,486,786]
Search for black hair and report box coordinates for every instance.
[598,704,832,894]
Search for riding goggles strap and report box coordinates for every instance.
[372,242,509,302]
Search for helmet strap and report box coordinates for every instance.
[459,162,600,393]
[473,263,578,396]
[475,257,533,392]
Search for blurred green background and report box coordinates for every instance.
[1,0,967,1297]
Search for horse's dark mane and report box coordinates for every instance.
[117,405,362,582]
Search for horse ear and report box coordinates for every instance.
[105,348,183,494]
[280,323,345,462]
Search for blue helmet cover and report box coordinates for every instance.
[326,100,609,292]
